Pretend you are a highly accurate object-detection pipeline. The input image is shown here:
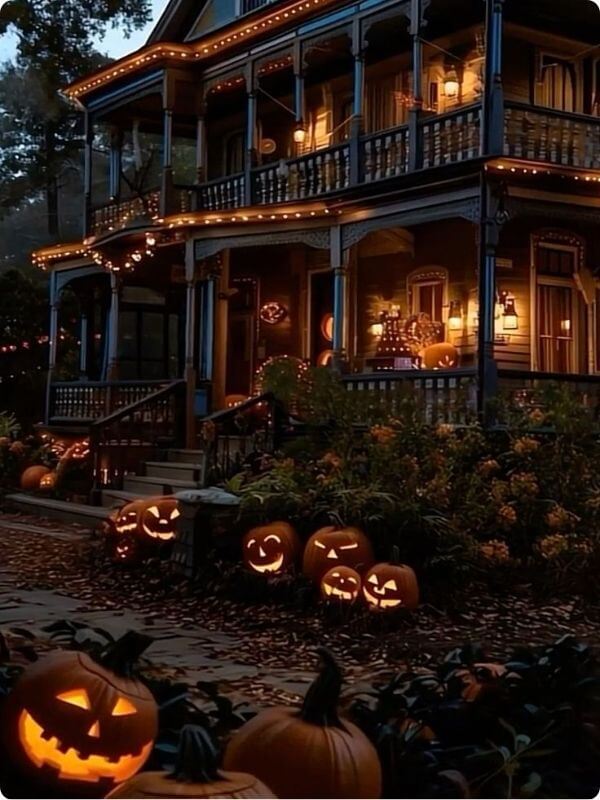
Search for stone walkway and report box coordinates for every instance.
[0,517,314,704]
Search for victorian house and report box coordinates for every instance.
[31,0,600,501]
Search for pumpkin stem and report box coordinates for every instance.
[300,647,344,728]
[99,630,153,677]
[170,725,222,783]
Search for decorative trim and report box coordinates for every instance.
[194,227,332,260]
[507,198,600,228]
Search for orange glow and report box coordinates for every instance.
[57,689,91,710]
[111,697,138,717]
[18,711,152,784]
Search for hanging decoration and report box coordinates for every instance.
[91,232,158,274]
[259,301,288,326]
[320,313,334,342]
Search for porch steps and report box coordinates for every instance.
[144,461,205,483]
[122,474,201,496]
[4,493,111,528]
[167,449,208,464]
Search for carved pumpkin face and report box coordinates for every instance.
[114,508,139,537]
[39,471,58,491]
[140,499,180,542]
[422,342,459,370]
[320,566,361,603]
[303,526,374,583]
[3,651,157,794]
[362,563,419,611]
[243,522,300,574]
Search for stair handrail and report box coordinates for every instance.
[90,379,186,431]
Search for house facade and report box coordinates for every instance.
[33,0,600,488]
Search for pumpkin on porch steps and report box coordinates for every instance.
[224,647,382,798]
[107,725,275,799]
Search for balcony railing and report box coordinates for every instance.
[239,0,277,14]
[48,380,169,423]
[90,189,160,238]
[422,106,482,168]
[504,103,600,170]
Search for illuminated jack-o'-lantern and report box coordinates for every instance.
[362,561,419,611]
[39,471,58,491]
[422,342,459,370]
[107,725,275,799]
[114,498,180,543]
[224,648,382,799]
[243,521,301,575]
[303,526,374,583]
[320,566,361,603]
[2,635,158,795]
[20,465,51,491]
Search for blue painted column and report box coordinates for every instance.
[198,274,216,383]
[106,272,120,381]
[331,226,348,370]
[350,18,365,185]
[482,0,505,156]
[408,0,424,171]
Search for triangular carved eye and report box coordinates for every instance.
[111,696,138,716]
[57,689,91,710]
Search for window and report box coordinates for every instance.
[407,268,447,341]
[539,55,576,112]
[224,130,245,176]
[365,72,411,133]
[532,234,588,374]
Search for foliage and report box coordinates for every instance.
[238,372,600,600]
[0,412,19,439]
[349,635,600,799]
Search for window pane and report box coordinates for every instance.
[141,312,164,360]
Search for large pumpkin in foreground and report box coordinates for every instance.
[108,724,275,799]
[303,526,374,582]
[20,465,50,491]
[224,648,382,798]
[243,521,301,574]
[2,633,158,796]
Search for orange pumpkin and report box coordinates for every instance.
[107,725,275,799]
[113,497,180,543]
[303,526,374,583]
[39,471,58,491]
[243,521,301,575]
[423,342,459,370]
[362,560,419,611]
[320,566,362,603]
[2,632,158,796]
[224,648,382,799]
[20,465,51,491]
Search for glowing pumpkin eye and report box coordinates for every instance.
[57,689,91,710]
[246,538,256,548]
[315,541,326,549]
[264,535,281,544]
[111,697,138,716]
[368,574,379,585]
[348,577,357,584]
[170,507,180,520]
[147,506,160,519]
[340,543,358,550]
[384,579,398,591]
[331,572,340,578]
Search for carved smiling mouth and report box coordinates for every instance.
[323,584,355,601]
[18,711,152,783]
[363,587,402,609]
[249,553,284,573]
[116,522,137,534]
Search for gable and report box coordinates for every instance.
[148,0,240,45]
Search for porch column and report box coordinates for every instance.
[107,272,120,381]
[408,0,424,171]
[293,41,305,145]
[350,18,365,185]
[79,312,89,378]
[195,103,207,185]
[45,273,59,422]
[213,251,230,410]
[184,239,197,448]
[161,72,175,217]
[198,275,216,383]
[482,0,505,155]
[331,226,349,369]
[83,112,93,236]
[244,62,258,206]
[109,126,122,200]
[477,179,499,417]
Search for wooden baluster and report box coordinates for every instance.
[314,154,323,196]
[560,119,570,165]
[364,139,373,181]
[323,151,332,192]
[343,146,351,187]
[333,149,341,189]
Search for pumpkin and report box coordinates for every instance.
[320,566,362,603]
[39,471,58,491]
[224,648,382,798]
[362,552,419,611]
[20,465,51,491]
[422,342,459,370]
[303,526,374,583]
[114,497,180,543]
[2,632,158,796]
[107,724,275,799]
[243,521,301,575]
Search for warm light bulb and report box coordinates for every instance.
[444,67,460,98]
[293,124,306,144]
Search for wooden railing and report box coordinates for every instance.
[343,369,478,424]
[200,392,280,484]
[498,369,600,414]
[199,173,245,211]
[254,143,351,204]
[48,381,169,423]
[504,104,600,170]
[90,380,186,494]
[90,189,160,237]
[362,127,409,182]
[421,106,482,169]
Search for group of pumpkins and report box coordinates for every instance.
[243,521,420,612]
[1,637,382,799]
[20,438,91,493]
[104,496,181,563]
